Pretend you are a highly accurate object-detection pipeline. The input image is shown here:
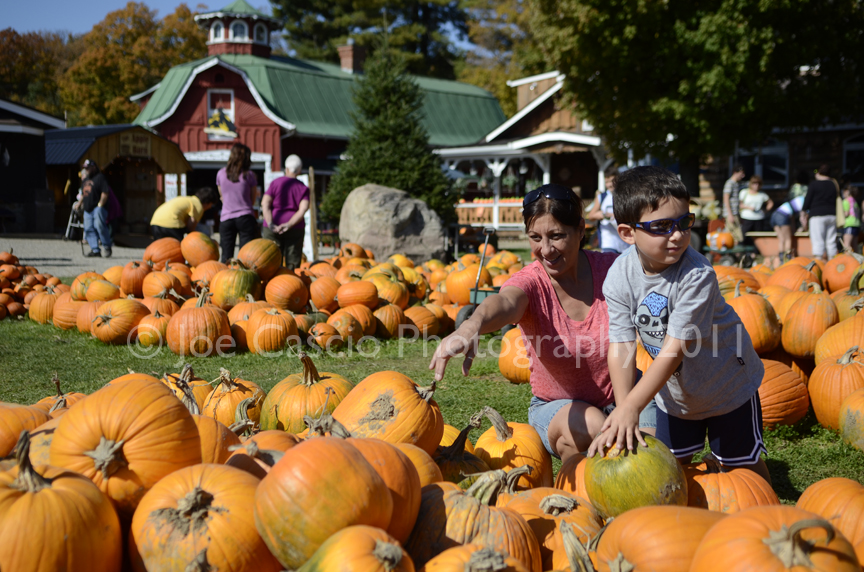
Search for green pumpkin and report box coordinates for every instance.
[584,433,688,519]
[210,261,262,310]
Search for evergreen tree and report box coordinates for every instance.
[321,46,454,223]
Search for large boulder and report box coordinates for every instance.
[339,184,447,262]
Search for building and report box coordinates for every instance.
[132,0,505,208]
[0,99,65,233]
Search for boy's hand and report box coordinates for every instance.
[586,403,646,457]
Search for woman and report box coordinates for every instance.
[770,194,805,264]
[587,169,629,253]
[429,184,656,463]
[738,175,773,246]
[80,160,115,258]
[216,143,259,262]
[802,164,839,260]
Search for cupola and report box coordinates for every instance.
[194,0,282,58]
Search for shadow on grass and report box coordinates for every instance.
[765,457,799,504]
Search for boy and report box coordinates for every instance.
[150,187,219,241]
[587,166,769,483]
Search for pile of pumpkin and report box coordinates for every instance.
[3,235,525,357]
[0,249,66,320]
[1,350,862,571]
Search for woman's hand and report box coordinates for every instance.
[429,320,481,382]
[586,402,645,457]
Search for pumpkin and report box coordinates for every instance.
[727,281,781,354]
[254,437,394,569]
[342,303,377,337]
[52,293,85,330]
[761,346,816,386]
[245,307,298,354]
[775,282,818,323]
[137,310,170,347]
[164,262,194,298]
[781,284,839,358]
[348,438,423,543]
[396,443,445,487]
[0,404,51,457]
[49,378,201,517]
[27,416,60,466]
[297,525,414,572]
[425,303,454,335]
[141,292,180,316]
[440,423,476,454]
[758,359,810,429]
[337,280,379,309]
[341,243,367,258]
[70,271,105,301]
[28,286,60,324]
[73,300,99,334]
[501,489,603,571]
[202,368,267,427]
[237,238,282,281]
[333,370,444,455]
[265,273,309,312]
[425,545,529,572]
[191,259,227,290]
[840,388,864,452]
[767,260,820,291]
[193,414,241,463]
[434,415,490,483]
[0,432,122,572]
[831,267,864,320]
[308,261,338,279]
[294,311,329,336]
[226,294,272,324]
[584,433,687,519]
[474,406,552,489]
[689,505,860,571]
[90,298,151,344]
[119,261,151,298]
[796,477,864,564]
[824,253,864,293]
[226,430,301,478]
[310,275,341,313]
[814,315,864,365]
[180,230,220,267]
[259,352,354,433]
[684,457,779,513]
[446,264,492,306]
[141,270,181,301]
[499,327,531,384]
[593,505,726,572]
[131,463,281,572]
[367,272,410,309]
[327,309,365,344]
[165,289,232,356]
[404,306,440,337]
[335,264,367,285]
[143,237,184,269]
[36,375,87,415]
[808,346,864,430]
[161,365,213,412]
[210,261,262,310]
[404,478,543,572]
[309,322,344,350]
[553,453,591,503]
[374,303,406,339]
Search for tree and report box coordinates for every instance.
[271,0,468,79]
[458,0,547,117]
[321,45,453,223]
[60,2,207,126]
[530,0,864,192]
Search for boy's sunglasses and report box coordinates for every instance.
[628,212,696,235]
[523,187,578,208]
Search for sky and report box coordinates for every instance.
[4,0,269,35]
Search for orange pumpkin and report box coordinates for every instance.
[245,307,298,354]
[823,253,864,293]
[553,453,591,503]
[474,406,552,489]
[90,298,151,344]
[202,368,267,427]
[161,364,213,412]
[727,281,781,354]
[337,280,379,309]
[758,359,810,429]
[143,237,184,269]
[404,305,440,337]
[265,273,309,312]
[0,404,51,457]
[191,259,227,290]
[446,264,491,305]
[341,303,377,337]
[808,346,864,430]
[165,290,232,356]
[796,477,864,564]
[327,309,364,344]
[70,271,105,301]
[781,284,838,358]
[180,230,220,267]
[192,414,241,464]
[499,327,531,384]
[767,260,820,290]
[433,417,490,483]
[840,387,864,452]
[374,303,406,339]
[684,459,779,513]
[424,545,528,572]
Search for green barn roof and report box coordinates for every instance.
[133,54,505,147]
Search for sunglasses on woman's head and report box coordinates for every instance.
[523,187,578,208]
[628,212,696,235]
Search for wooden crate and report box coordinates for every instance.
[499,206,522,225]
[456,205,493,225]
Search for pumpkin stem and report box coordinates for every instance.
[803,281,821,293]
[465,548,509,572]
[51,373,63,397]
[10,431,52,492]
[702,451,723,473]
[216,368,239,391]
[195,287,212,308]
[838,346,860,365]
[439,412,482,459]
[372,540,404,572]
[463,469,508,505]
[48,396,67,414]
[848,267,864,296]
[734,279,744,298]
[227,440,285,466]
[559,521,597,572]
[762,518,836,568]
[299,352,322,386]
[168,287,187,302]
[851,298,864,314]
[83,436,128,480]
[608,554,635,572]
[540,494,580,516]
[416,379,438,403]
[502,465,533,495]
[303,411,352,439]
[230,396,255,437]
[481,406,513,442]
[174,368,201,415]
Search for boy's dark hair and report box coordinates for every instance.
[732,164,745,174]
[817,164,832,177]
[196,187,219,205]
[613,166,689,224]
[523,184,586,249]
[604,168,619,185]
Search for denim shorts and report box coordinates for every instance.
[528,375,658,457]
[842,226,860,236]
[770,210,791,228]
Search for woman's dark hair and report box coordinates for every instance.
[817,164,832,177]
[226,143,252,183]
[522,184,586,248]
[749,174,763,186]
[196,187,219,205]
[613,166,689,224]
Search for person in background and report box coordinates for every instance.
[217,143,259,262]
[261,154,310,269]
[802,164,840,260]
[722,164,746,232]
[81,159,114,258]
[841,183,861,253]
[771,194,805,264]
[150,187,219,241]
[788,170,810,200]
[587,169,629,253]
[738,175,773,245]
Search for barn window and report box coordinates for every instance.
[254,23,267,44]
[230,21,248,40]
[210,21,224,41]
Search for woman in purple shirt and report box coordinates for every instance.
[216,143,259,262]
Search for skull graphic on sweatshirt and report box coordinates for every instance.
[635,292,669,358]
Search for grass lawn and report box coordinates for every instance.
[1,316,862,504]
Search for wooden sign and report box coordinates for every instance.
[119,132,151,157]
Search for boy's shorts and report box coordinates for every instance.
[842,226,860,236]
[655,392,766,467]
[528,370,658,457]
[770,210,792,228]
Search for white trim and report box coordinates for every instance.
[145,58,296,133]
[129,83,161,102]
[510,131,601,149]
[0,124,44,135]
[436,131,601,160]
[485,82,563,142]
[184,149,271,170]
[253,23,268,44]
[195,11,277,23]
[210,20,225,42]
[229,20,249,40]
[0,100,65,129]
[506,71,563,88]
